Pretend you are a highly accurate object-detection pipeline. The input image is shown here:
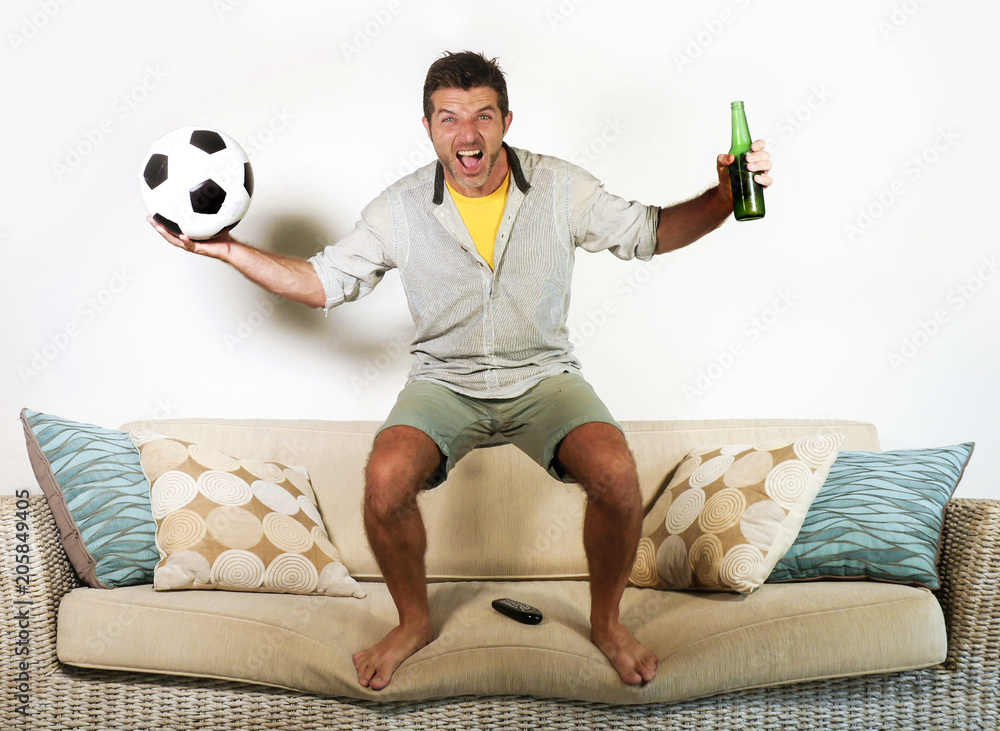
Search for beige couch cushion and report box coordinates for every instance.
[118,418,881,582]
[57,579,946,704]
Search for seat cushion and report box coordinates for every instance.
[57,579,946,704]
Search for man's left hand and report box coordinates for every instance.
[716,139,772,204]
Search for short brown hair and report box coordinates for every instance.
[422,51,508,124]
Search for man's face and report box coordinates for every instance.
[423,86,513,197]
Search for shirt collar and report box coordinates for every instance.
[433,143,530,205]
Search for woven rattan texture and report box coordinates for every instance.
[3,496,997,730]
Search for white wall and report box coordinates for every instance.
[3,0,997,499]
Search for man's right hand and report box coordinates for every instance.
[147,216,235,261]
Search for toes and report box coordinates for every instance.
[353,654,375,687]
[622,669,643,685]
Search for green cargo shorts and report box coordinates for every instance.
[376,371,622,487]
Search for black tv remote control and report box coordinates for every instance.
[491,598,543,625]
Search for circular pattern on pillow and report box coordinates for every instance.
[206,506,263,550]
[283,467,315,501]
[150,471,198,518]
[793,434,841,468]
[657,534,692,588]
[699,488,747,534]
[212,549,265,588]
[252,480,300,515]
[265,553,318,593]
[690,533,724,587]
[629,433,844,594]
[723,450,774,488]
[666,488,706,534]
[158,509,206,553]
[132,435,366,598]
[740,500,787,550]
[630,537,659,587]
[198,470,253,506]
[720,544,765,591]
[143,439,190,477]
[764,460,813,509]
[689,455,734,489]
[188,443,241,471]
[263,512,313,552]
[241,459,285,482]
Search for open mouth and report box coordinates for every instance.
[456,149,484,173]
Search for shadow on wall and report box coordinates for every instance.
[249,213,414,367]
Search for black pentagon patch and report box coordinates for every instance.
[243,161,254,197]
[189,179,226,215]
[152,213,182,236]
[143,154,168,189]
[189,129,226,154]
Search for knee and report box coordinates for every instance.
[364,454,421,524]
[581,456,641,517]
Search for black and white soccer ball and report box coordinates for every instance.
[140,127,253,240]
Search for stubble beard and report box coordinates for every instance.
[441,144,504,191]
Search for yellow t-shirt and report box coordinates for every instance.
[446,173,510,270]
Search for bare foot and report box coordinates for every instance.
[592,621,658,685]
[353,621,433,690]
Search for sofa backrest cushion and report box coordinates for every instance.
[119,418,880,581]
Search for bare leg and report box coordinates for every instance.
[556,422,658,685]
[352,425,442,690]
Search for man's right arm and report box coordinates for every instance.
[147,217,326,308]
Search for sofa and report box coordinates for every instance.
[3,415,998,730]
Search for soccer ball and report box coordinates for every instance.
[140,127,253,240]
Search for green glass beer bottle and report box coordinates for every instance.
[729,101,765,221]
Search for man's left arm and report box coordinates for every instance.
[654,139,772,255]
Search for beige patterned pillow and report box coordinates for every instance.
[630,433,844,594]
[130,432,365,598]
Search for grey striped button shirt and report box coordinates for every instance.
[309,144,661,399]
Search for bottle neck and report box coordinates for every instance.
[730,103,752,156]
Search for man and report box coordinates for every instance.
[148,51,773,691]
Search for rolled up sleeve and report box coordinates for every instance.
[569,163,660,262]
[308,194,396,313]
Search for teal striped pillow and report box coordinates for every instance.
[21,409,158,588]
[768,443,975,589]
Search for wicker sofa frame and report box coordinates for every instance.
[2,494,998,731]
